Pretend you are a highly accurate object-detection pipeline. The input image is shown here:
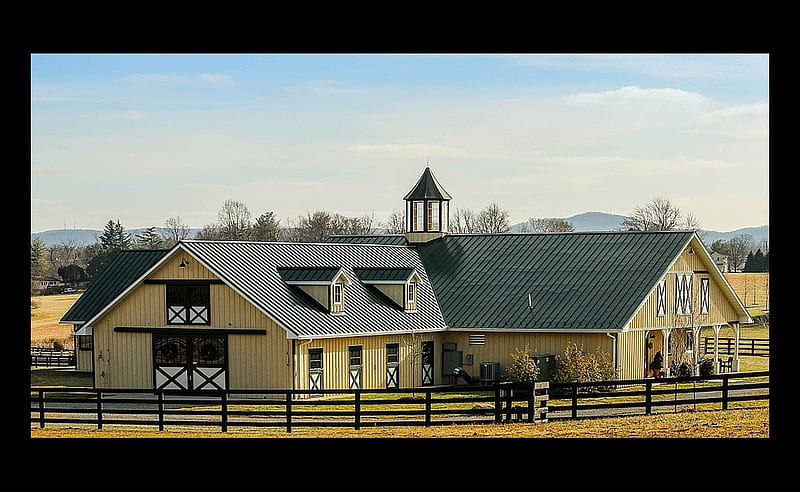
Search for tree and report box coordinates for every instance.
[451,207,478,233]
[504,345,540,383]
[162,216,191,246]
[58,264,88,285]
[86,220,132,279]
[134,227,165,249]
[622,197,700,232]
[744,249,768,272]
[383,209,405,234]
[251,211,282,242]
[475,203,510,233]
[725,234,754,272]
[30,238,49,276]
[285,211,377,242]
[217,199,252,240]
[526,218,575,233]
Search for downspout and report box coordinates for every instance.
[606,333,617,378]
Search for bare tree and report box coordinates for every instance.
[527,218,575,233]
[622,197,703,233]
[451,207,478,233]
[217,199,252,240]
[163,216,190,246]
[726,234,754,272]
[475,202,510,233]
[383,209,405,234]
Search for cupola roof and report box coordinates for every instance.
[403,167,452,201]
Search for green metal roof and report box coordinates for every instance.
[60,249,170,324]
[327,234,409,246]
[354,267,416,283]
[277,267,344,284]
[416,231,695,331]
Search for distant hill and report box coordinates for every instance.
[509,212,769,247]
[32,213,769,249]
[31,227,201,248]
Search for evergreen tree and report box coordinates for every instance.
[30,238,49,276]
[251,211,282,241]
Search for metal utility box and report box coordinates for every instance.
[479,362,501,382]
[531,354,555,381]
[442,350,463,375]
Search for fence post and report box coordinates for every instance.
[494,384,502,423]
[354,391,361,430]
[645,380,652,415]
[571,383,578,419]
[220,392,228,433]
[722,376,729,410]
[158,391,165,431]
[96,390,103,429]
[285,391,292,433]
[527,383,534,422]
[38,389,45,428]
[425,390,432,427]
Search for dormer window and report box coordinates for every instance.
[278,267,349,314]
[355,267,422,312]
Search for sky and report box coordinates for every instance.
[30,53,769,234]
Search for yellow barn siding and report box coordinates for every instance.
[617,331,647,379]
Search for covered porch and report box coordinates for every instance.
[646,322,741,377]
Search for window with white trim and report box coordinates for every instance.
[700,277,710,314]
[413,201,425,231]
[428,201,440,231]
[675,274,692,315]
[333,283,343,305]
[656,279,666,317]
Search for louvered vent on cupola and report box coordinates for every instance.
[354,267,422,312]
[278,267,350,314]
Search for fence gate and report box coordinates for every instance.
[154,334,227,392]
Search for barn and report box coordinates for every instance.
[61,168,751,393]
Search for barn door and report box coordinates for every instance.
[154,334,227,392]
[421,341,434,386]
[386,343,399,389]
[349,345,362,389]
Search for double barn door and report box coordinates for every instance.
[153,334,227,392]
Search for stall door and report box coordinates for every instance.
[309,348,324,391]
[154,334,227,392]
[386,343,399,389]
[349,345,362,389]
[421,341,434,386]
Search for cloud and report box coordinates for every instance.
[687,103,769,139]
[564,85,714,111]
[197,73,234,87]
[127,72,234,87]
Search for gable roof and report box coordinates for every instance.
[354,267,418,283]
[178,240,445,339]
[278,266,348,284]
[415,231,700,331]
[60,249,170,324]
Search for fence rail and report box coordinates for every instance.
[702,337,769,357]
[30,347,75,367]
[30,372,768,433]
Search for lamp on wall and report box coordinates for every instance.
[179,258,189,268]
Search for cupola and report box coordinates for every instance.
[404,167,451,243]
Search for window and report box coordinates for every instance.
[78,335,93,351]
[387,343,399,364]
[428,201,440,231]
[413,201,424,231]
[349,345,362,367]
[309,348,323,370]
[167,283,210,325]
[407,282,416,304]
[700,278,710,314]
[333,283,343,305]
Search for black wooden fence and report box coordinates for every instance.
[30,347,75,367]
[702,337,769,357]
[30,372,769,433]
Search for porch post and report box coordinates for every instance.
[664,328,672,377]
[713,324,721,373]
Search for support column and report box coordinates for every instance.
[713,324,721,373]
[732,322,741,372]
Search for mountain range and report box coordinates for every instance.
[30,212,769,249]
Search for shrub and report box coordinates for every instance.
[504,345,540,383]
[52,339,64,351]
[552,341,615,387]
[699,357,714,377]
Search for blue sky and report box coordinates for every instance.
[30,53,769,233]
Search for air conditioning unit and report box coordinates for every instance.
[479,362,501,381]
